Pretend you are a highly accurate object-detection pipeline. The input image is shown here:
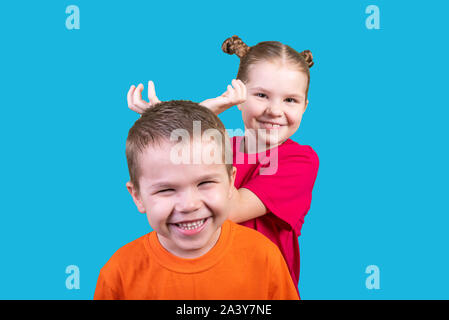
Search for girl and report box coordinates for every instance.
[127,36,319,297]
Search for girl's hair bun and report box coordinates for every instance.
[300,50,314,68]
[222,35,251,58]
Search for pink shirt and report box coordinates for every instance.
[232,136,319,295]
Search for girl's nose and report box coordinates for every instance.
[174,188,202,213]
[266,102,283,116]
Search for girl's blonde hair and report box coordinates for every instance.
[222,35,314,100]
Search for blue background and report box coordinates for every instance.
[1,0,448,299]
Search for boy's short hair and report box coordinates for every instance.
[126,100,233,192]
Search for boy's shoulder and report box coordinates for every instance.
[99,233,151,274]
[229,221,281,256]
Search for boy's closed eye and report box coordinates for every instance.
[198,181,217,187]
[154,188,175,195]
[154,181,217,194]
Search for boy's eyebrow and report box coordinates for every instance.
[196,173,222,181]
[150,182,176,190]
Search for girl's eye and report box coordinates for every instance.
[256,93,267,98]
[285,98,297,103]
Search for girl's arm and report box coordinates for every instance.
[127,81,161,114]
[228,186,268,223]
[127,79,246,115]
[200,79,247,115]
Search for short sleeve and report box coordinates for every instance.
[93,257,124,300]
[241,145,319,235]
[268,243,300,300]
[94,270,121,300]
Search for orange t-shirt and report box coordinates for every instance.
[94,220,299,300]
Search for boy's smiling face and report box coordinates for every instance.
[127,138,236,259]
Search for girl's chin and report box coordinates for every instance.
[257,133,285,147]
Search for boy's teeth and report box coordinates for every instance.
[176,219,206,230]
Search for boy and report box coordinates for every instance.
[94,100,299,299]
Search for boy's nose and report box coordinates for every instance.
[175,188,202,213]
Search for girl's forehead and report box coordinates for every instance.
[246,61,308,93]
[247,60,302,77]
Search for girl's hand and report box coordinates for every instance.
[200,79,247,115]
[127,81,161,114]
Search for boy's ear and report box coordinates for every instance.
[228,167,237,199]
[126,181,146,213]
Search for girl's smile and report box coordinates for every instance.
[256,119,287,129]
